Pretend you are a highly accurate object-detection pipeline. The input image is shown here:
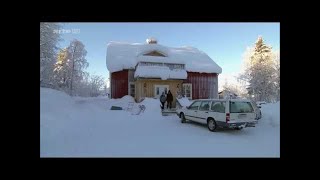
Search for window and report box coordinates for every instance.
[156,87,159,95]
[183,83,192,99]
[211,101,226,113]
[129,83,135,97]
[139,62,185,70]
[189,101,201,110]
[199,101,210,111]
[173,64,184,69]
[140,62,163,67]
[229,101,254,113]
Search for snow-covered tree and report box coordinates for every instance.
[222,80,249,99]
[54,48,70,88]
[89,75,105,97]
[239,36,279,102]
[273,50,280,101]
[74,72,91,97]
[40,23,62,86]
[70,73,106,97]
[67,39,89,96]
[54,39,88,96]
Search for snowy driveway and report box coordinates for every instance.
[40,88,280,157]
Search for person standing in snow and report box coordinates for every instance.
[166,90,173,109]
[160,92,167,110]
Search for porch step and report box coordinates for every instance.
[161,108,177,116]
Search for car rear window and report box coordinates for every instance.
[229,101,254,113]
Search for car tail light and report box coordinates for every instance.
[226,113,230,123]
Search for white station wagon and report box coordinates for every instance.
[176,99,258,132]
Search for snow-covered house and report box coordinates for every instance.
[106,38,222,107]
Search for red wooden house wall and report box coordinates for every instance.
[184,72,218,99]
[111,70,128,99]
[110,70,218,100]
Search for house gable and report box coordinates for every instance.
[143,50,166,57]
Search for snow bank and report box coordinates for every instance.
[106,95,135,110]
[106,42,222,74]
[40,88,76,128]
[260,101,280,127]
[40,87,74,107]
[41,88,80,155]
[138,97,162,116]
[134,65,187,80]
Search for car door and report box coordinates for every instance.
[196,101,211,124]
[185,101,201,122]
[210,101,227,124]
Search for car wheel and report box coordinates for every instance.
[207,118,217,132]
[180,113,186,123]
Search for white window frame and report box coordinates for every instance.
[128,82,135,97]
[183,83,192,100]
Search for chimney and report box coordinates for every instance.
[146,37,157,44]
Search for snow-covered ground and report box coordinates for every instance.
[40,88,280,157]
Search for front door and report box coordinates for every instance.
[154,85,169,99]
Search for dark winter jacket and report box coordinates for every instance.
[166,92,173,102]
[160,95,167,103]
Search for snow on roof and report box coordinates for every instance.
[136,55,185,64]
[106,41,222,74]
[134,65,187,80]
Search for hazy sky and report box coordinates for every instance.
[58,22,280,89]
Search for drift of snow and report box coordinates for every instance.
[258,102,280,127]
[134,65,187,80]
[41,88,279,157]
[106,42,222,74]
[105,95,135,110]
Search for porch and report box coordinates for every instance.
[134,79,183,108]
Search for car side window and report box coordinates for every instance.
[189,101,201,110]
[211,101,226,113]
[199,101,210,111]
